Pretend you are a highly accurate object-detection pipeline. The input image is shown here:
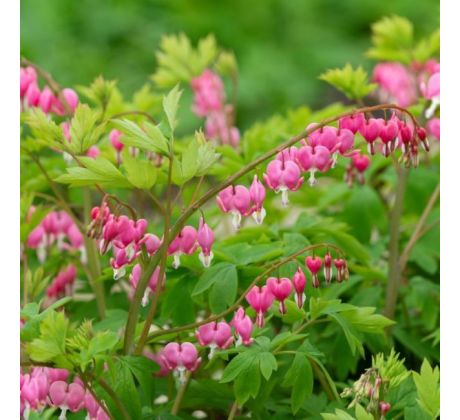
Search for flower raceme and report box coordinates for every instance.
[26,211,86,263]
[191,69,240,146]
[20,366,108,420]
[20,66,79,115]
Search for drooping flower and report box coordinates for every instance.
[339,113,365,134]
[266,277,292,314]
[305,256,323,288]
[129,264,163,306]
[420,72,440,118]
[292,267,307,308]
[168,225,198,268]
[373,62,417,107]
[196,321,233,358]
[427,118,440,140]
[324,252,333,284]
[333,258,348,282]
[191,69,225,117]
[197,217,214,267]
[296,145,331,186]
[263,159,304,205]
[249,175,266,224]
[231,307,254,345]
[161,342,201,382]
[216,185,251,229]
[49,380,86,419]
[245,285,274,328]
[359,118,382,155]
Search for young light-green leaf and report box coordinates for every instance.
[163,84,182,132]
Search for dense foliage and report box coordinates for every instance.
[20,15,439,420]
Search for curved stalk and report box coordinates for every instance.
[146,243,343,343]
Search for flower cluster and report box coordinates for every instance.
[20,367,108,420]
[196,308,254,358]
[46,264,77,302]
[191,69,240,147]
[246,252,348,327]
[151,307,254,380]
[168,217,215,268]
[373,60,440,138]
[20,66,79,115]
[216,176,267,229]
[26,210,86,263]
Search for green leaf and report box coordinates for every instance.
[209,265,238,313]
[151,33,218,87]
[282,353,313,414]
[69,104,106,153]
[56,157,130,188]
[109,359,142,419]
[413,359,440,418]
[413,29,440,62]
[355,404,373,420]
[319,64,377,100]
[27,311,69,364]
[321,409,355,420]
[192,262,237,296]
[258,352,278,381]
[24,108,65,149]
[162,278,195,326]
[367,15,414,63]
[234,361,261,405]
[163,84,182,132]
[122,153,157,189]
[221,351,258,383]
[120,355,159,402]
[77,76,116,108]
[112,119,169,154]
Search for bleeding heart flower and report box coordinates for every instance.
[197,217,214,267]
[266,277,293,314]
[306,256,323,288]
[196,321,233,358]
[292,267,307,308]
[161,342,201,382]
[297,145,331,186]
[168,225,198,268]
[339,113,365,134]
[249,175,266,224]
[263,159,304,206]
[359,118,382,155]
[216,185,251,229]
[246,285,274,327]
[231,307,254,346]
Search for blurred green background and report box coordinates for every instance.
[21,0,439,128]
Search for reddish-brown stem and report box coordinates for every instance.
[146,243,343,343]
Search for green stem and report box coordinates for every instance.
[96,377,132,420]
[171,371,192,415]
[227,401,239,420]
[383,167,408,321]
